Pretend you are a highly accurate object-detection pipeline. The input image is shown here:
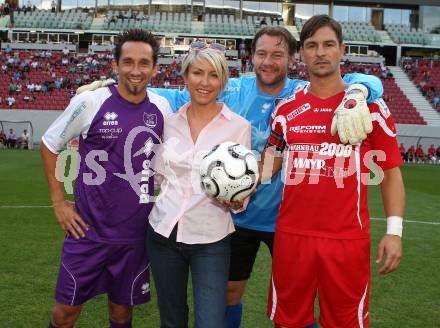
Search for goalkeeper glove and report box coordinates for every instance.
[76,79,116,95]
[331,84,373,145]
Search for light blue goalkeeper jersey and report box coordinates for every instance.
[151,73,383,232]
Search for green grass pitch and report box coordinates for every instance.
[0,150,439,327]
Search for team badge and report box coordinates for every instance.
[143,113,157,128]
[344,99,357,109]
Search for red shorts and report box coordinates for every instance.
[267,232,370,328]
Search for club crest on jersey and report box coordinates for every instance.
[287,103,311,121]
[103,112,118,126]
[143,113,157,128]
[344,99,357,109]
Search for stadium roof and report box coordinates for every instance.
[289,0,440,7]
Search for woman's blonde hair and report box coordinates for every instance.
[181,47,229,91]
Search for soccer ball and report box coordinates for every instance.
[200,142,259,202]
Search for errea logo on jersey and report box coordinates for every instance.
[287,103,311,121]
[103,112,119,126]
[290,125,326,134]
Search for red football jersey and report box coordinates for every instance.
[268,86,402,239]
[416,147,425,157]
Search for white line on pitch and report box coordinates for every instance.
[0,207,438,225]
[371,217,440,225]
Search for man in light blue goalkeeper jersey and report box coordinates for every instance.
[78,26,383,328]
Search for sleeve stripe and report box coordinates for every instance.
[371,112,396,137]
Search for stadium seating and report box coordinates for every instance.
[341,63,426,124]
[9,8,283,36]
[0,48,429,125]
[104,11,192,33]
[384,24,430,45]
[98,11,283,35]
[204,14,255,36]
[0,50,189,110]
[380,78,426,124]
[296,18,381,43]
[13,9,93,30]
[402,58,440,109]
[0,50,112,110]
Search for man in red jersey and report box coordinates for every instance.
[407,145,415,163]
[428,144,437,163]
[399,143,407,162]
[415,145,425,163]
[260,15,405,328]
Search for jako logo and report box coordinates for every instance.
[103,112,118,126]
[290,125,326,133]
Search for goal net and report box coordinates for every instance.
[0,120,34,149]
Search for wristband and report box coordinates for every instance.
[386,216,403,237]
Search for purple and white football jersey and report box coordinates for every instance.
[42,85,171,244]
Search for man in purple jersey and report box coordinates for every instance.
[40,29,170,328]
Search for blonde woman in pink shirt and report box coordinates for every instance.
[147,45,252,328]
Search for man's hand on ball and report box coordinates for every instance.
[331,84,373,145]
[53,200,89,239]
[76,79,115,95]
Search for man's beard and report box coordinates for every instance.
[124,80,144,95]
[255,69,286,88]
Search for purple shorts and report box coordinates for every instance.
[54,236,150,306]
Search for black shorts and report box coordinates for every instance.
[229,226,274,281]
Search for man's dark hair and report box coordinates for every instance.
[251,26,297,56]
[114,29,160,65]
[300,15,343,48]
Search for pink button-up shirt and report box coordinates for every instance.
[149,102,251,244]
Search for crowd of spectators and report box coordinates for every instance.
[106,9,147,24]
[0,48,115,109]
[0,128,30,149]
[403,58,440,112]
[399,143,440,164]
[8,0,37,15]
[0,48,242,110]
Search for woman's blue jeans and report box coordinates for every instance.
[147,224,230,328]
